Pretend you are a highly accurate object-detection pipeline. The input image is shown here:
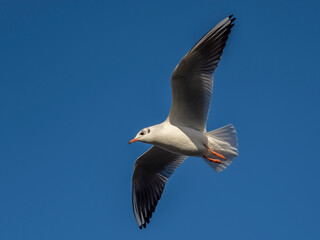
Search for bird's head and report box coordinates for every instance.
[128,127,153,144]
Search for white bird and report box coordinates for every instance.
[129,15,238,229]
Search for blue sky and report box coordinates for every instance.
[1,0,320,239]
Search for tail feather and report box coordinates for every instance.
[204,124,238,172]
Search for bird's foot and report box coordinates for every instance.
[204,145,226,160]
[203,156,223,164]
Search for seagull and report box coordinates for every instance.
[129,15,238,229]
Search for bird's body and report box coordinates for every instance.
[141,122,207,157]
[129,15,238,229]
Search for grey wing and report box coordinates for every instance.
[132,146,187,229]
[168,15,235,131]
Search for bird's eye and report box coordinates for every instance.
[140,131,145,135]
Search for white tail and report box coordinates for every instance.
[204,124,238,172]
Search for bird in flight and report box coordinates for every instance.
[129,15,238,229]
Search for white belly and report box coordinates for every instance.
[152,123,207,156]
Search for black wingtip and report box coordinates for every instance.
[139,226,142,230]
[229,15,236,24]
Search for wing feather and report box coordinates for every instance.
[132,146,187,229]
[168,15,235,131]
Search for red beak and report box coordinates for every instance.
[128,138,138,144]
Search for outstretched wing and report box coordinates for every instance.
[168,15,235,131]
[132,146,187,229]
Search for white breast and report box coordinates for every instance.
[152,122,207,156]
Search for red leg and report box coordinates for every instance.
[204,145,226,160]
[203,156,223,164]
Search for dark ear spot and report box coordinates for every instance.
[147,129,150,133]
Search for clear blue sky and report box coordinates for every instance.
[1,0,320,239]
